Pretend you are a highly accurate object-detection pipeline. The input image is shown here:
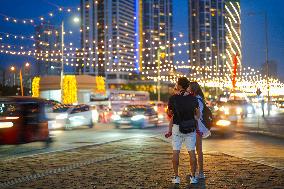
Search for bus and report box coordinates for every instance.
[90,90,150,119]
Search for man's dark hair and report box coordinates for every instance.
[177,77,189,90]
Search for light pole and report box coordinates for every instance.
[60,21,64,101]
[215,56,218,96]
[157,46,165,102]
[60,17,80,101]
[264,12,270,116]
[248,11,270,115]
[10,63,30,96]
[10,66,16,87]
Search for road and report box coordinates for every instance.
[0,122,283,170]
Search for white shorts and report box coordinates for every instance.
[172,124,196,151]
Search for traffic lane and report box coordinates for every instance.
[1,125,284,170]
[0,124,168,160]
[204,132,284,169]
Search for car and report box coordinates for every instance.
[0,96,51,145]
[210,115,235,137]
[276,101,284,108]
[214,100,253,122]
[48,104,94,130]
[149,101,168,122]
[97,104,113,123]
[112,105,159,129]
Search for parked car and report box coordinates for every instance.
[112,105,159,129]
[48,104,94,130]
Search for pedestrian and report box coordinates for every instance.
[188,81,210,179]
[165,77,200,185]
[261,99,265,117]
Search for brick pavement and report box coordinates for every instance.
[0,137,283,189]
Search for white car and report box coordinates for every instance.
[48,104,94,130]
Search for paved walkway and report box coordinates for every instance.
[0,137,283,189]
[237,111,284,138]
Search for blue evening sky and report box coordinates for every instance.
[0,0,283,80]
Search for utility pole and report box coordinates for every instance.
[264,12,270,116]
[157,46,165,102]
[157,49,161,102]
[248,11,270,116]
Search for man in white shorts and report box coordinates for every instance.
[167,77,200,185]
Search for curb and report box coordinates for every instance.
[236,129,284,139]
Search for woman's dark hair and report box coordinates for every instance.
[177,77,189,90]
[189,82,205,99]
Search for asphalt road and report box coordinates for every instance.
[0,123,283,170]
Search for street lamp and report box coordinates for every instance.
[73,17,80,23]
[60,16,80,101]
[248,11,270,116]
[9,63,30,96]
[157,46,165,102]
[60,21,64,100]
[10,66,16,87]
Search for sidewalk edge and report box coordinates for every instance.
[236,129,284,139]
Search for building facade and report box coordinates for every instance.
[79,0,174,84]
[188,0,241,81]
[140,0,174,81]
[35,22,61,76]
[79,0,137,84]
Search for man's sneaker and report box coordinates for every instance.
[172,176,180,184]
[197,172,205,179]
[190,176,198,184]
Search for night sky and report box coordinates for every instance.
[0,0,283,80]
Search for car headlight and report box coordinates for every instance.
[236,107,242,114]
[153,106,158,112]
[56,113,68,120]
[216,120,231,127]
[0,122,13,128]
[221,106,229,115]
[131,115,145,121]
[158,114,164,119]
[247,106,253,114]
[111,115,121,121]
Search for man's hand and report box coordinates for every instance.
[165,131,172,138]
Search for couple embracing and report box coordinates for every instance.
[165,77,211,185]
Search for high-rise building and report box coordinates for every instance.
[139,0,174,81]
[79,0,174,84]
[35,22,61,76]
[188,0,241,80]
[79,0,137,84]
[224,0,241,78]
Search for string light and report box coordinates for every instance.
[0,7,283,95]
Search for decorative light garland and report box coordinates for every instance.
[0,5,283,95]
[62,75,77,104]
[32,77,40,97]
